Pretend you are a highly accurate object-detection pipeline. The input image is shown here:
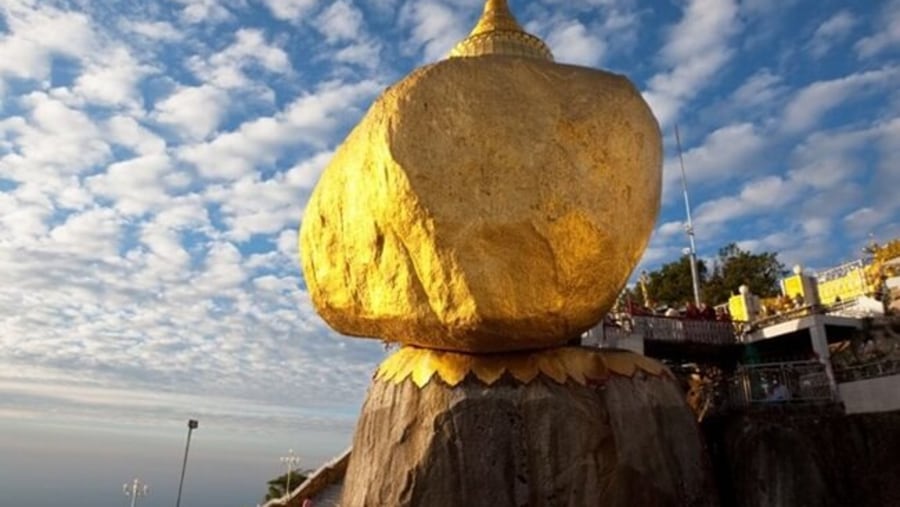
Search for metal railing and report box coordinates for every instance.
[750,304,820,330]
[834,358,900,383]
[725,360,834,407]
[630,315,737,345]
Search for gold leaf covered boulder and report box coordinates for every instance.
[300,0,661,353]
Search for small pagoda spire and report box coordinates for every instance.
[448,0,554,61]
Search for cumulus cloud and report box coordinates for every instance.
[642,0,740,127]
[178,79,381,180]
[186,28,292,90]
[545,19,607,66]
[807,10,858,58]
[781,66,899,133]
[0,2,97,83]
[153,84,230,140]
[661,122,767,202]
[855,0,900,58]
[262,0,319,22]
[401,0,468,62]
[173,0,233,24]
[122,20,183,41]
[316,1,365,43]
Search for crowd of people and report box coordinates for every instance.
[618,298,734,322]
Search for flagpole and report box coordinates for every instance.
[675,125,702,307]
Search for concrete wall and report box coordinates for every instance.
[839,375,900,414]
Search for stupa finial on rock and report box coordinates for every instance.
[449,0,554,60]
[298,1,716,505]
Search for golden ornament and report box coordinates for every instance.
[376,346,672,388]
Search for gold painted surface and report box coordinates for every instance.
[376,347,671,388]
[449,0,553,61]
[299,0,662,353]
[300,55,662,353]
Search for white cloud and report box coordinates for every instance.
[174,0,232,24]
[122,20,183,41]
[402,0,468,62]
[545,20,606,67]
[730,69,787,110]
[643,0,740,127]
[179,79,381,180]
[316,1,365,43]
[333,40,383,68]
[694,174,799,230]
[87,154,174,216]
[808,10,858,58]
[72,46,153,109]
[0,2,97,83]
[2,92,110,179]
[781,66,899,133]
[187,29,291,90]
[105,115,167,156]
[657,220,685,238]
[844,207,888,232]
[262,0,318,21]
[153,84,230,140]
[855,0,900,58]
[662,122,767,202]
[48,207,122,258]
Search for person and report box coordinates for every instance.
[685,301,700,319]
[767,380,791,402]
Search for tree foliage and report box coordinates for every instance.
[640,244,786,307]
[644,255,708,307]
[703,243,786,304]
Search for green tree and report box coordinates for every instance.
[703,243,786,305]
[263,470,309,502]
[645,255,708,307]
[638,244,786,307]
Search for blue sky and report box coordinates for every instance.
[0,0,898,505]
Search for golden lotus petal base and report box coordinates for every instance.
[376,346,671,388]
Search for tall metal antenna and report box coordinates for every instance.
[675,124,702,307]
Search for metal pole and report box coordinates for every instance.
[675,125,702,306]
[176,419,198,507]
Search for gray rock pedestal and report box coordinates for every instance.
[341,348,718,507]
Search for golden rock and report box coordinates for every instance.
[299,4,662,353]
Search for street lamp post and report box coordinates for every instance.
[123,478,149,507]
[279,449,302,498]
[175,419,199,507]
